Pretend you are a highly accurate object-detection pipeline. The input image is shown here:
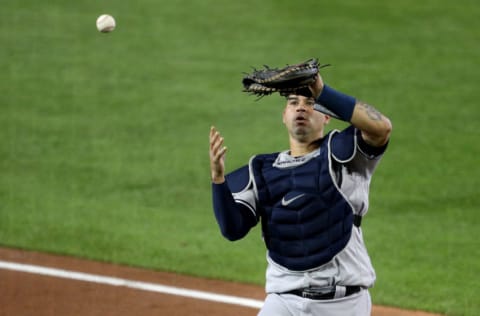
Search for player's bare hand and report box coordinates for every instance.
[308,74,324,99]
[209,126,227,184]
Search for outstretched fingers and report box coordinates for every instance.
[209,126,227,183]
[210,126,227,160]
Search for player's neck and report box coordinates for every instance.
[289,140,321,157]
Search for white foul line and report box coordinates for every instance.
[0,260,263,309]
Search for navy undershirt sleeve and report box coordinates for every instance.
[212,182,257,241]
[357,129,389,157]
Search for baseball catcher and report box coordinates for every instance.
[210,58,393,316]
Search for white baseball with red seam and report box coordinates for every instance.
[96,14,116,33]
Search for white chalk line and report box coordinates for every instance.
[0,260,263,309]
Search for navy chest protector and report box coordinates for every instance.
[251,132,355,271]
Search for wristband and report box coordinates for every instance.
[315,84,356,122]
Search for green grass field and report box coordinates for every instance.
[1,1,479,315]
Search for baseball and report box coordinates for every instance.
[96,14,116,33]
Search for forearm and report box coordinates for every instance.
[212,182,256,241]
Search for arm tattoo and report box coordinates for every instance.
[359,102,382,121]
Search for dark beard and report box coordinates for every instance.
[291,125,325,146]
[291,126,309,142]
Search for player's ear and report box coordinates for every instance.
[324,114,331,125]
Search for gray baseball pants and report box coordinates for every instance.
[257,289,371,316]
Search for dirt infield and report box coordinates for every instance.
[0,247,442,316]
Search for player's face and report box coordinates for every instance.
[283,95,329,141]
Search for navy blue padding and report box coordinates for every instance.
[330,125,356,162]
[251,142,355,271]
[250,152,279,204]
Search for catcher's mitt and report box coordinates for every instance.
[242,58,330,98]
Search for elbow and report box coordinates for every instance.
[220,228,246,241]
[378,117,393,142]
[215,213,248,241]
[223,234,243,242]
[365,118,392,147]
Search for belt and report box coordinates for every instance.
[284,285,362,300]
